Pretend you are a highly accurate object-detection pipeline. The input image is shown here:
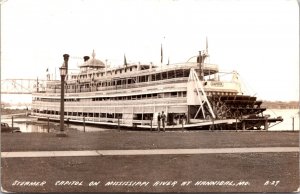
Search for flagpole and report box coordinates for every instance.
[160,43,163,68]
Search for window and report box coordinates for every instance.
[162,72,167,79]
[156,73,161,81]
[151,74,156,81]
[164,93,170,98]
[115,113,122,119]
[183,69,189,77]
[128,79,132,84]
[168,71,175,79]
[171,92,177,97]
[107,113,114,118]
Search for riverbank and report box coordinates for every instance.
[1,130,299,193]
[1,129,299,152]
[1,108,28,115]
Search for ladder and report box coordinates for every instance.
[188,68,215,119]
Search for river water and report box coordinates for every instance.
[263,109,299,131]
[0,116,110,133]
[1,109,299,133]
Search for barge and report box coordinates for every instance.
[31,44,283,130]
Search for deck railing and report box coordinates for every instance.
[32,98,187,108]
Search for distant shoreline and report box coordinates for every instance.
[262,101,299,109]
[1,108,28,116]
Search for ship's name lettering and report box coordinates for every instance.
[55,181,83,186]
[211,82,224,87]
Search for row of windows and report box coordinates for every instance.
[50,69,190,90]
[33,91,187,102]
[70,67,135,79]
[33,110,123,119]
[33,91,237,103]
[32,111,164,122]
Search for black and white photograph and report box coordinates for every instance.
[1,0,299,193]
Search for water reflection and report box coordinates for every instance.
[1,116,110,133]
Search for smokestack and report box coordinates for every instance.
[83,56,90,62]
[63,54,69,75]
[198,51,203,80]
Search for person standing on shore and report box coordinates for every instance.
[157,112,161,132]
[161,111,166,132]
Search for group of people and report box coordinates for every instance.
[157,111,166,132]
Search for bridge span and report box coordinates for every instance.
[1,79,47,94]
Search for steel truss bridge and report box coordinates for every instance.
[1,79,47,94]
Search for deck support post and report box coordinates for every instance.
[235,116,238,131]
[211,118,215,131]
[264,118,269,131]
[118,117,120,131]
[242,121,245,130]
[83,116,86,132]
[187,106,190,124]
[47,117,50,133]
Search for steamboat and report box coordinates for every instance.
[31,45,283,130]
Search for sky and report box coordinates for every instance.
[1,0,299,102]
